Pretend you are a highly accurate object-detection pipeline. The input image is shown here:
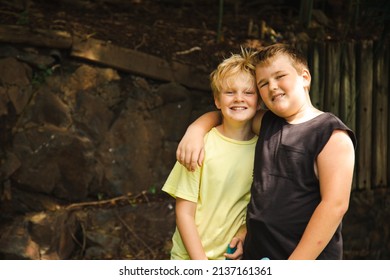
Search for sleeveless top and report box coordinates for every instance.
[243,111,356,260]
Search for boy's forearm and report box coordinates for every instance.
[235,224,247,243]
[177,214,207,259]
[176,199,207,259]
[188,111,221,132]
[288,201,345,260]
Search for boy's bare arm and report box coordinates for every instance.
[176,109,265,171]
[176,111,221,171]
[176,198,207,260]
[288,130,355,259]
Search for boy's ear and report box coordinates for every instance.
[302,68,311,88]
[214,97,221,109]
[256,99,262,110]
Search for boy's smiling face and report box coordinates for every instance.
[215,72,259,125]
[255,54,311,121]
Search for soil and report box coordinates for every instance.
[1,0,386,72]
[0,0,300,72]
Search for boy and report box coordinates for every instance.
[162,48,260,259]
[176,43,356,260]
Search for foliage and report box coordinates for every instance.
[31,66,53,86]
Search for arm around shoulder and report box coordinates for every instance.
[176,111,222,171]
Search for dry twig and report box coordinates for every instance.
[114,211,157,259]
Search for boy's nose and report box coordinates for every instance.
[234,92,244,101]
[268,80,278,91]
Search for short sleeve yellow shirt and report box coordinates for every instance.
[162,128,258,259]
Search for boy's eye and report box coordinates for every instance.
[259,82,268,88]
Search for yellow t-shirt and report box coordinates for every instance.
[162,128,258,259]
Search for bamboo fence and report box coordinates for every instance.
[295,40,389,191]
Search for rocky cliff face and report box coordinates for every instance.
[0,45,213,259]
[0,49,207,200]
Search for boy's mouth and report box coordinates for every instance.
[271,93,285,101]
[230,106,247,111]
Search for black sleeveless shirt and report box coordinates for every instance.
[243,111,356,260]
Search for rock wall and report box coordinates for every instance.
[0,46,213,259]
[0,52,213,201]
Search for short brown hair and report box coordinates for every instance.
[254,43,309,74]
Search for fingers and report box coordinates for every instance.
[176,145,185,165]
[224,237,244,260]
[186,152,199,171]
[197,148,205,168]
[229,237,239,247]
[224,246,243,260]
[176,144,204,172]
[176,146,195,171]
[188,160,196,172]
[189,148,205,171]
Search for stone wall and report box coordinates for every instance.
[0,52,213,201]
[0,46,212,259]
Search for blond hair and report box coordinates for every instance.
[210,48,257,100]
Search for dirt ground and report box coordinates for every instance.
[1,0,386,71]
[0,0,300,71]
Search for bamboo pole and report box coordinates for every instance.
[340,41,357,189]
[356,40,374,190]
[324,42,341,116]
[340,41,357,132]
[372,43,389,187]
